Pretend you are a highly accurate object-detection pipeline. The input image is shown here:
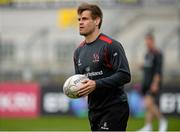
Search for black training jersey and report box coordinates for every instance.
[73,33,131,110]
[142,49,163,90]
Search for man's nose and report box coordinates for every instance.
[79,19,83,25]
[79,20,83,25]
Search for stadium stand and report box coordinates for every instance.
[0,0,180,84]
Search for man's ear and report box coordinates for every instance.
[95,17,100,26]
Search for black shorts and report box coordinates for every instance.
[88,101,129,131]
[141,84,161,105]
[141,83,161,96]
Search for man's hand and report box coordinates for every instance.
[150,82,159,93]
[150,74,161,94]
[78,79,96,97]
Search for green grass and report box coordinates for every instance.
[0,116,89,131]
[128,116,180,131]
[0,116,179,131]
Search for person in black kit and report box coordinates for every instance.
[74,3,131,131]
[138,33,168,131]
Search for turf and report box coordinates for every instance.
[0,116,179,131]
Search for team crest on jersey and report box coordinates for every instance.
[92,53,99,63]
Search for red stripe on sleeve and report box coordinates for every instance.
[99,35,112,44]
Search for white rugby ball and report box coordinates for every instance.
[63,74,89,98]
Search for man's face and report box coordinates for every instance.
[145,36,154,50]
[78,10,97,36]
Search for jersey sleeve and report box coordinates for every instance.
[95,41,131,89]
[154,52,163,75]
[73,48,80,74]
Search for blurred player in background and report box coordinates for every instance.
[73,3,131,131]
[138,32,168,131]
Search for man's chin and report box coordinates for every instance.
[80,32,88,36]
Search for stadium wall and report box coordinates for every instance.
[0,82,179,118]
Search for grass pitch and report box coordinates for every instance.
[0,116,179,131]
